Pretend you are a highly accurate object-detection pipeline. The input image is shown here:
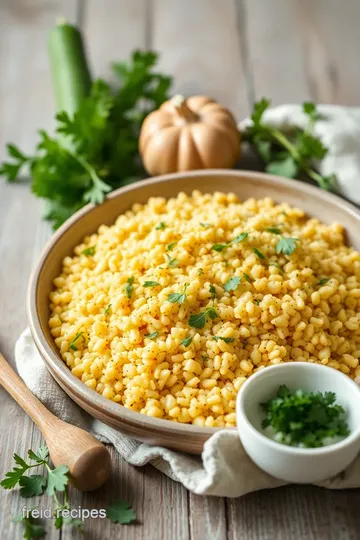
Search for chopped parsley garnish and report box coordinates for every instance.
[189,307,218,329]
[198,268,204,275]
[243,273,253,283]
[181,336,193,347]
[106,499,136,524]
[224,276,241,292]
[155,221,166,230]
[265,227,281,234]
[200,222,213,228]
[168,283,188,304]
[318,278,330,286]
[276,237,298,256]
[104,304,112,316]
[143,281,160,287]
[212,336,234,343]
[69,332,84,351]
[166,254,179,268]
[212,232,248,252]
[269,261,283,272]
[209,284,217,299]
[201,354,209,361]
[81,246,95,256]
[145,331,158,339]
[261,385,350,448]
[166,241,177,251]
[125,276,134,299]
[253,248,266,260]
[254,299,261,305]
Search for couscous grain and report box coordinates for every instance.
[49,191,360,427]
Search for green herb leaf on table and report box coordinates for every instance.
[143,281,160,288]
[106,499,136,524]
[19,475,47,498]
[276,237,298,256]
[12,510,46,539]
[46,465,69,496]
[0,454,30,490]
[212,336,234,344]
[28,446,49,463]
[168,283,188,304]
[145,332,159,339]
[224,276,241,292]
[189,307,218,329]
[181,336,193,347]
[81,246,96,256]
[125,276,134,299]
[266,155,298,178]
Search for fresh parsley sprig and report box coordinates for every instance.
[244,99,336,191]
[168,283,188,304]
[212,232,248,252]
[189,306,218,329]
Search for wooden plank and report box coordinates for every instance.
[241,0,311,105]
[227,485,360,540]
[296,0,360,104]
[0,1,79,539]
[83,0,148,82]
[189,495,227,540]
[152,0,250,120]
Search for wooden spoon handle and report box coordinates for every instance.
[0,352,56,431]
[0,352,111,491]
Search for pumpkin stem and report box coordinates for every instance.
[171,95,198,122]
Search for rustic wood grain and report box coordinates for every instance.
[1,1,360,539]
[152,0,249,120]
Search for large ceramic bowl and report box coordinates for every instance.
[27,170,360,454]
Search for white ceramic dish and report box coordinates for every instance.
[236,362,360,483]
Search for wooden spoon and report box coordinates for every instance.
[0,352,111,491]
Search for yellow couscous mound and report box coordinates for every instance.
[49,191,360,427]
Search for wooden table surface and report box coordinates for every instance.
[1,1,360,538]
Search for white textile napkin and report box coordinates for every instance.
[15,105,360,496]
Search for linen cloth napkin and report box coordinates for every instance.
[15,105,360,497]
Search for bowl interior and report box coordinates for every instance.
[239,363,360,436]
[28,169,360,443]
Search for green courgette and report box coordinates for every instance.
[48,18,92,116]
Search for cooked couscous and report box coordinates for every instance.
[49,191,360,427]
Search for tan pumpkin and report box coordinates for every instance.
[139,95,241,176]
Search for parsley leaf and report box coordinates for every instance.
[143,281,160,287]
[181,336,193,347]
[106,499,136,524]
[318,278,330,286]
[276,237,298,255]
[212,336,234,343]
[145,331,158,339]
[19,475,47,498]
[166,254,179,268]
[125,276,134,299]
[168,283,188,304]
[212,232,248,252]
[166,241,177,251]
[156,221,166,230]
[265,227,281,234]
[0,51,172,229]
[46,465,69,496]
[81,246,96,256]
[69,332,84,351]
[28,446,49,463]
[1,454,30,489]
[189,307,218,329]
[253,248,266,260]
[104,303,112,316]
[198,268,204,275]
[209,284,217,299]
[243,273,253,283]
[12,510,46,539]
[224,276,241,292]
[266,155,298,178]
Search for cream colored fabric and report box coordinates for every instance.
[15,105,360,496]
[15,328,360,497]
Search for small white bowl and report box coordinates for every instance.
[236,363,360,483]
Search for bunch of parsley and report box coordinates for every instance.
[0,51,172,229]
[244,99,336,191]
